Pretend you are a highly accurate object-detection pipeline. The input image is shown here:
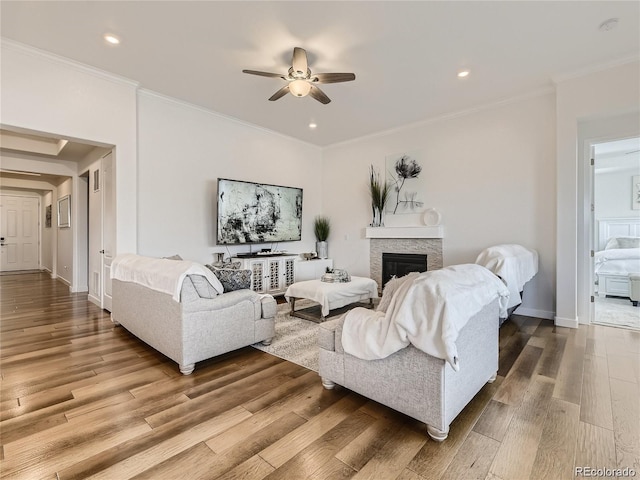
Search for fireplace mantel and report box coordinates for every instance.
[365,226,443,239]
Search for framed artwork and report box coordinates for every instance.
[45,204,52,228]
[634,176,640,210]
[385,150,426,214]
[58,195,71,228]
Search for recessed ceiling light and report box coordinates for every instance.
[457,70,470,78]
[309,122,317,129]
[599,18,619,32]
[104,34,121,45]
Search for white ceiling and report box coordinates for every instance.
[1,1,639,147]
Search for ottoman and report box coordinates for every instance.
[285,276,379,321]
[630,273,640,306]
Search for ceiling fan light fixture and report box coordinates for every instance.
[289,79,311,97]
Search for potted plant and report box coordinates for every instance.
[369,165,390,226]
[314,215,331,259]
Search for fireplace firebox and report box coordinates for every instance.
[381,253,427,287]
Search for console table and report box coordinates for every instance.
[232,255,333,295]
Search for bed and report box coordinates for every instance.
[595,218,640,298]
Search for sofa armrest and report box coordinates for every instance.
[260,295,277,319]
[318,316,345,353]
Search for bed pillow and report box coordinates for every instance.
[163,254,183,260]
[210,268,252,292]
[605,236,640,250]
[377,271,420,313]
[616,236,640,249]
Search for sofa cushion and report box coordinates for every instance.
[210,268,252,292]
[187,274,219,298]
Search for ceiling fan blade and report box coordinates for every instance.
[312,73,356,84]
[309,85,331,104]
[292,47,308,76]
[242,69,285,79]
[268,85,290,101]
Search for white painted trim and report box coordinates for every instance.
[1,38,140,88]
[554,316,579,329]
[137,89,322,151]
[365,226,443,239]
[552,55,640,84]
[88,294,101,307]
[515,307,555,320]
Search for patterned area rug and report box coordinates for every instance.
[594,296,640,331]
[252,299,371,372]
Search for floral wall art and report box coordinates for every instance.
[633,175,640,210]
[385,151,425,215]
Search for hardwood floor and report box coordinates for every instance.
[1,272,638,479]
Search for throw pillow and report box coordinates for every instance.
[210,268,252,292]
[616,236,640,249]
[187,274,219,298]
[163,254,183,260]
[377,271,420,313]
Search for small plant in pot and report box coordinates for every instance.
[314,216,331,259]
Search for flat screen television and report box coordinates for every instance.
[217,178,303,245]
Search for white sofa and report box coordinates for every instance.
[317,265,507,441]
[318,300,499,441]
[111,255,276,375]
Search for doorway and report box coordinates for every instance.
[592,137,640,330]
[0,194,40,271]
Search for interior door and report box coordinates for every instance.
[88,166,103,307]
[102,151,115,311]
[0,195,40,271]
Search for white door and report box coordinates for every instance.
[88,166,103,307]
[102,151,116,311]
[0,195,40,271]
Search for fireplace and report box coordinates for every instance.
[369,238,442,293]
[382,253,427,287]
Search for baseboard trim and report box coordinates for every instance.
[87,294,101,308]
[554,316,579,329]
[514,307,555,320]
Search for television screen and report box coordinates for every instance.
[217,178,303,244]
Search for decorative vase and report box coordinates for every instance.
[316,241,328,259]
[371,207,385,227]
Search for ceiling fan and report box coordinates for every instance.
[242,47,355,104]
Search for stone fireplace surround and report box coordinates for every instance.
[366,226,444,292]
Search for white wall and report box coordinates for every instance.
[0,40,139,276]
[42,191,53,271]
[556,61,640,327]
[137,91,324,264]
[55,178,73,285]
[596,167,640,219]
[323,92,557,318]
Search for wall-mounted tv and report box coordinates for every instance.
[217,178,303,245]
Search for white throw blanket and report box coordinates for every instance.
[111,254,224,301]
[475,244,538,309]
[341,264,510,371]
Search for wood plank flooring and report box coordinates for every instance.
[1,272,639,479]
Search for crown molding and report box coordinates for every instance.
[552,54,640,84]
[137,89,322,151]
[1,37,140,88]
[325,86,555,150]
